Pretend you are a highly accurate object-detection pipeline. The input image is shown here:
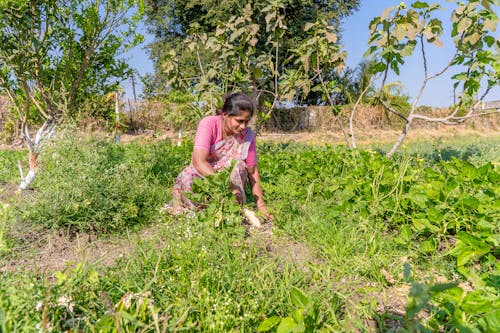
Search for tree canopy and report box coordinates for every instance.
[143,0,360,101]
[0,0,144,189]
[0,0,143,122]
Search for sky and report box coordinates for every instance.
[121,0,499,107]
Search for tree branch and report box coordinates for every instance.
[349,83,372,149]
[410,110,499,124]
[315,64,349,146]
[378,98,409,122]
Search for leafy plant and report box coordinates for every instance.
[258,287,323,333]
[189,163,244,229]
[0,202,10,253]
[20,136,190,233]
[400,264,500,332]
[0,149,26,183]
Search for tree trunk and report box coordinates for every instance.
[18,119,55,190]
[19,151,39,190]
[387,120,412,159]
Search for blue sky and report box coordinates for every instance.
[341,0,500,107]
[122,0,499,107]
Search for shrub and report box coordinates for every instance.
[20,136,191,233]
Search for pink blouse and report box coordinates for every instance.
[193,115,258,167]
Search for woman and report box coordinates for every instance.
[168,92,272,219]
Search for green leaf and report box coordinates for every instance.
[461,289,495,314]
[277,317,297,333]
[371,62,387,74]
[395,225,412,245]
[416,219,440,233]
[94,314,114,331]
[420,238,438,253]
[257,316,281,332]
[478,309,500,333]
[461,195,479,209]
[390,60,400,75]
[428,283,456,293]
[407,193,428,209]
[290,286,309,308]
[412,2,429,9]
[292,308,304,323]
[311,85,323,92]
[55,271,67,285]
[484,35,495,47]
[363,45,378,58]
[450,232,492,266]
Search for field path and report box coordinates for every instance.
[0,225,158,273]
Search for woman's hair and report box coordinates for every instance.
[217,92,254,117]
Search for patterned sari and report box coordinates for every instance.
[169,128,254,214]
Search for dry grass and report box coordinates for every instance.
[261,105,499,133]
[258,127,500,147]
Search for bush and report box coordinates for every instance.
[21,136,191,233]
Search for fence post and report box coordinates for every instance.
[115,91,120,143]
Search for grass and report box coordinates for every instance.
[0,132,498,331]
[362,132,500,165]
[0,149,26,184]
[16,136,190,233]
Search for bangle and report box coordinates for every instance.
[257,202,266,208]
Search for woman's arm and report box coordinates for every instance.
[192,149,215,176]
[247,165,273,219]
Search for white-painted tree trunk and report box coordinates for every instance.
[18,120,55,190]
[177,128,183,146]
[115,92,121,143]
[18,152,39,190]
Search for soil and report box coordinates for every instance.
[2,126,498,151]
[0,182,20,202]
[244,221,320,273]
[0,220,159,273]
[1,179,160,273]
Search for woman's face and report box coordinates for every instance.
[223,110,252,136]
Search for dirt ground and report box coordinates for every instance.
[2,125,498,151]
[0,198,159,273]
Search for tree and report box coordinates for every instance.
[143,0,360,101]
[142,1,360,146]
[361,0,499,158]
[0,0,144,189]
[283,18,349,142]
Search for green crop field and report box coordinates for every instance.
[0,134,498,332]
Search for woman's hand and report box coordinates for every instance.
[257,202,274,221]
[248,165,273,220]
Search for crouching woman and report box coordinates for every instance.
[168,92,272,219]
